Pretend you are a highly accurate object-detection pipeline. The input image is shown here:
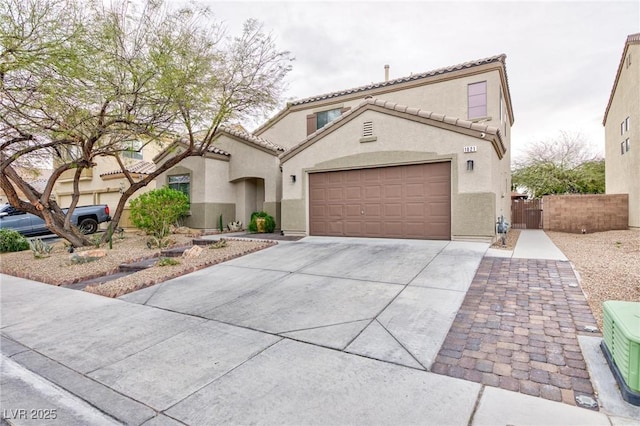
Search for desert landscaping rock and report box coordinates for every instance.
[0,232,275,298]
[547,229,640,329]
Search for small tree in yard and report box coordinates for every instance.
[129,187,189,247]
[0,0,293,247]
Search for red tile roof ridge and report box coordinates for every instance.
[289,54,507,107]
[220,125,285,152]
[99,160,156,177]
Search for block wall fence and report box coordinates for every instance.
[542,194,628,233]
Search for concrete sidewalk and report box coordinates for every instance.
[0,237,633,425]
[486,229,568,260]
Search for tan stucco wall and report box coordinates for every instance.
[280,109,507,240]
[184,202,235,229]
[53,143,165,229]
[260,68,508,150]
[605,43,639,228]
[155,136,282,230]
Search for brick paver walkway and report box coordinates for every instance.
[432,257,601,408]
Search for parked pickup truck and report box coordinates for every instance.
[0,204,111,236]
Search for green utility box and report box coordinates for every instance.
[601,300,640,405]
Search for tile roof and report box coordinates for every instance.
[255,53,512,135]
[603,33,640,124]
[281,97,505,162]
[99,161,156,177]
[289,54,507,107]
[219,125,285,153]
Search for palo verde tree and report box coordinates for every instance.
[0,0,292,247]
[512,131,605,198]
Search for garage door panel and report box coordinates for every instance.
[405,183,425,198]
[310,188,326,202]
[364,185,382,199]
[383,167,403,180]
[346,186,361,199]
[309,162,450,239]
[344,221,363,235]
[384,184,403,199]
[327,187,344,201]
[364,221,382,236]
[345,204,361,218]
[327,173,344,184]
[364,203,382,217]
[327,204,344,217]
[429,202,450,217]
[326,221,343,235]
[384,203,402,218]
[383,222,404,236]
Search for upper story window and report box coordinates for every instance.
[316,108,341,130]
[306,107,349,136]
[468,81,487,119]
[621,117,630,135]
[122,140,143,160]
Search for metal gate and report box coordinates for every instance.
[511,198,543,229]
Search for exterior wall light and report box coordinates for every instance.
[290,175,296,183]
[466,160,474,171]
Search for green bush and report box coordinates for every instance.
[29,238,53,258]
[248,211,276,233]
[0,229,30,253]
[130,187,190,243]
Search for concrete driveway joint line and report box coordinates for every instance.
[1,235,616,425]
[4,350,156,425]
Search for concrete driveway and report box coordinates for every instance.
[1,237,610,425]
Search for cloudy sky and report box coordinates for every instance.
[199,0,639,160]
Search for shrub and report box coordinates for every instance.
[210,238,228,249]
[29,238,53,258]
[0,229,30,253]
[130,187,190,245]
[157,257,180,266]
[248,211,276,233]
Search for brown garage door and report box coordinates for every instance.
[309,162,451,240]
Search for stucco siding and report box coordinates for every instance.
[605,43,639,228]
[451,192,496,240]
[261,69,506,150]
[280,110,505,240]
[185,202,235,229]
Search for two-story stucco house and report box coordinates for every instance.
[255,54,514,241]
[604,33,639,229]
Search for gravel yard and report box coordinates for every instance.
[0,231,274,298]
[546,229,640,329]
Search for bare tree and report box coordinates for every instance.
[0,0,293,246]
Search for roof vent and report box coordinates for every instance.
[363,121,373,137]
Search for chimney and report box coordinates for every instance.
[384,64,389,82]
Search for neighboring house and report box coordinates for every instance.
[604,33,639,229]
[54,140,165,228]
[154,126,285,229]
[0,167,52,205]
[254,54,514,241]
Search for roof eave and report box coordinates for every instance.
[603,35,640,125]
[280,100,507,163]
